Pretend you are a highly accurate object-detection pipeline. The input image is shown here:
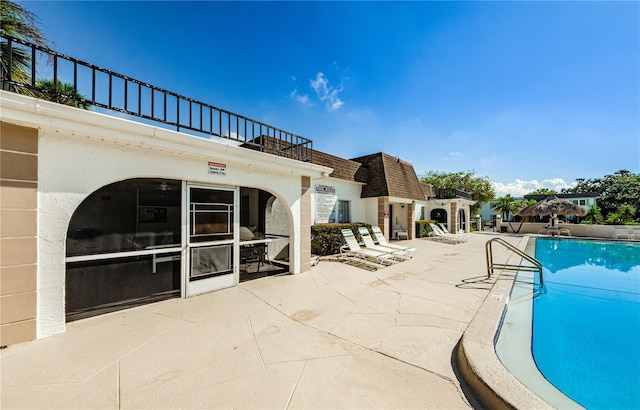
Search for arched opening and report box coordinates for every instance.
[66,178,182,322]
[65,179,295,321]
[238,187,290,282]
[458,208,467,232]
[430,208,447,225]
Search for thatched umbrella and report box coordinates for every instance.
[518,195,587,226]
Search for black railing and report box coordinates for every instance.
[435,189,473,200]
[0,32,313,162]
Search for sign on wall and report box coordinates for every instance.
[315,185,337,223]
[208,161,227,176]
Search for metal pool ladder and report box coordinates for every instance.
[485,238,544,288]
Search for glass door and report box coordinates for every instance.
[186,185,237,296]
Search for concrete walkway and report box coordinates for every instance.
[1,233,523,409]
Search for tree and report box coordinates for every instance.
[420,170,495,213]
[35,79,89,109]
[2,1,89,109]
[491,195,525,221]
[563,170,640,220]
[1,0,48,91]
[584,204,603,225]
[528,188,557,195]
[617,204,636,223]
[491,195,527,233]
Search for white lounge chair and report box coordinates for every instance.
[370,226,417,258]
[340,229,394,266]
[429,223,467,244]
[357,227,410,260]
[438,223,469,241]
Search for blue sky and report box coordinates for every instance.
[19,0,640,196]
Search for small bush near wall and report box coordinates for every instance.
[311,223,372,256]
[415,220,436,238]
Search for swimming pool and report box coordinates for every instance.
[497,238,640,409]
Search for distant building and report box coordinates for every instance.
[478,192,600,226]
[523,192,600,223]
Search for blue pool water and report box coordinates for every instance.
[533,238,640,409]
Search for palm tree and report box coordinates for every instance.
[1,0,48,92]
[491,195,525,221]
[2,2,88,109]
[617,204,636,223]
[35,79,89,109]
[492,195,527,233]
[584,204,603,225]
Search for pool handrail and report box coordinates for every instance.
[485,238,544,288]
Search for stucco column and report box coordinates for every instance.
[450,202,458,234]
[407,203,414,239]
[378,197,390,241]
[299,176,311,273]
[0,122,38,346]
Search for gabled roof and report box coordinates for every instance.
[312,150,367,183]
[349,153,425,201]
[420,182,436,198]
[245,136,426,201]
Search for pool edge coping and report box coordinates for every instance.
[457,235,554,410]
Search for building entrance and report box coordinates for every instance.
[185,186,237,296]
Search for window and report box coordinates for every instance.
[338,200,350,223]
[579,199,586,206]
[189,188,234,242]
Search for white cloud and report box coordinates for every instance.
[442,151,465,161]
[493,178,576,197]
[289,88,309,104]
[310,72,344,112]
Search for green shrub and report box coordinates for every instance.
[415,220,436,238]
[311,222,372,256]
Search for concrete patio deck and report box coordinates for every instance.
[1,233,527,409]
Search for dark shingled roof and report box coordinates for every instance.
[312,150,367,182]
[524,192,600,201]
[243,136,426,201]
[420,182,436,198]
[349,153,425,201]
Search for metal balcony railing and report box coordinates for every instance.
[434,189,473,200]
[0,31,313,162]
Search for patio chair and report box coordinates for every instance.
[558,227,571,236]
[428,223,466,244]
[370,226,417,258]
[340,229,395,266]
[394,224,409,240]
[614,228,630,239]
[357,227,410,260]
[537,226,549,235]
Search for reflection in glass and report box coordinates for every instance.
[67,178,181,256]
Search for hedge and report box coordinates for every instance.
[311,222,372,256]
[415,220,436,238]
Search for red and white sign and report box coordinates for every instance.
[208,161,227,176]
[315,185,336,194]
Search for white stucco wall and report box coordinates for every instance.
[364,198,379,225]
[2,91,329,338]
[310,178,365,224]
